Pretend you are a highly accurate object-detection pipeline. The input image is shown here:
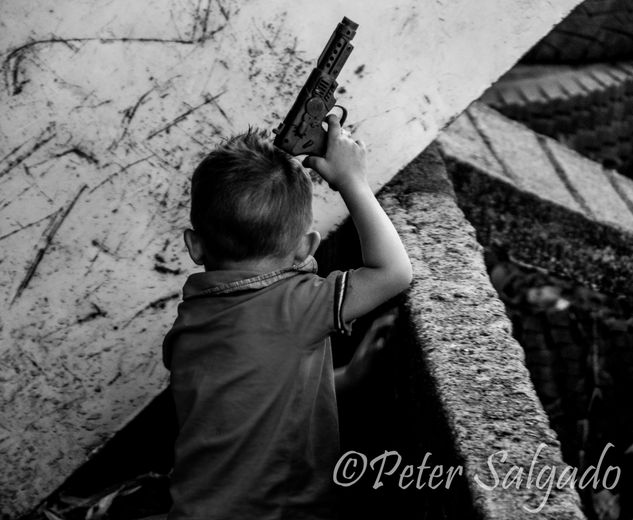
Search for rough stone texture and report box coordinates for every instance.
[0,1,583,516]
[378,146,584,519]
[432,113,508,183]
[438,102,633,306]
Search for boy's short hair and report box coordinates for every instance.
[190,128,313,262]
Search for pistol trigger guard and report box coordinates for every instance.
[333,105,348,126]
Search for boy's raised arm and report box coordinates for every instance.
[303,115,413,322]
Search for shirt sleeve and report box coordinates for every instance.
[289,270,353,343]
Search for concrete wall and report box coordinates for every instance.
[0,1,582,516]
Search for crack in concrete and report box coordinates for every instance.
[11,184,87,304]
[0,125,56,179]
[121,292,180,328]
[0,211,58,242]
[54,147,99,165]
[2,37,199,95]
[88,155,155,194]
[109,88,155,150]
[146,90,226,140]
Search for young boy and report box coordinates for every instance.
[162,114,412,519]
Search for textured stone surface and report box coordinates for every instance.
[439,103,633,307]
[0,1,583,516]
[379,147,584,519]
[463,104,582,212]
[433,113,508,183]
[439,103,633,234]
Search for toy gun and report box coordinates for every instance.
[273,17,358,156]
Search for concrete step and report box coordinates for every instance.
[438,101,633,311]
[480,62,633,177]
[522,0,633,64]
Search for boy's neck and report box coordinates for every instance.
[205,254,297,273]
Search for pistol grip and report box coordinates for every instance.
[301,107,349,156]
[299,124,328,157]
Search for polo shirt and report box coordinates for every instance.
[163,256,349,520]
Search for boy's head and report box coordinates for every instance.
[186,128,317,268]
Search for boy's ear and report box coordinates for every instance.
[303,230,321,259]
[184,229,206,265]
[294,230,320,263]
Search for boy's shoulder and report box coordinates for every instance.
[163,258,352,368]
[180,258,349,330]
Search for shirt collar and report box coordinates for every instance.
[182,255,318,299]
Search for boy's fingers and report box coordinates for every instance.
[302,155,326,171]
[371,312,397,331]
[325,114,341,146]
[326,113,341,128]
[357,330,386,356]
[360,311,398,347]
[360,318,395,347]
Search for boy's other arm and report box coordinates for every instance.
[303,115,412,322]
[335,310,397,393]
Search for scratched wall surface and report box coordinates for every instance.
[0,0,582,516]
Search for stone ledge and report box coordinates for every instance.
[378,145,585,519]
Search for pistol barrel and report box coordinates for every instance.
[317,18,358,77]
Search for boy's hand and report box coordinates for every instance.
[305,113,412,322]
[302,114,367,192]
[335,310,397,393]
